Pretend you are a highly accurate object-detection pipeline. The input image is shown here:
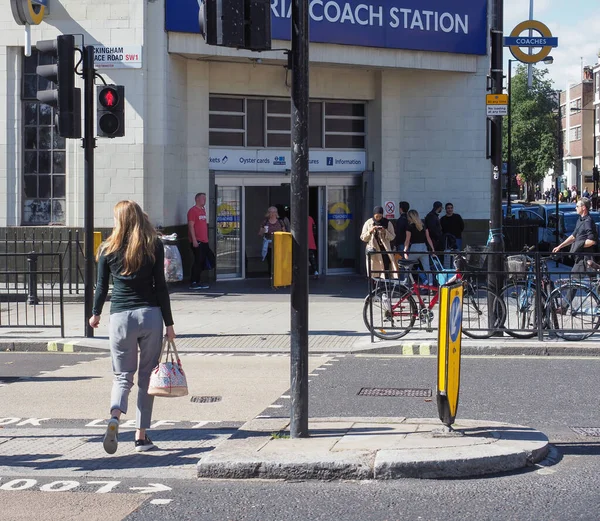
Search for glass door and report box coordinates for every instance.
[216,186,242,278]
[327,186,359,271]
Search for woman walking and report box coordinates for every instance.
[404,209,436,285]
[89,200,175,455]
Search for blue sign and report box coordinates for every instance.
[503,36,558,47]
[166,0,488,55]
[449,296,462,342]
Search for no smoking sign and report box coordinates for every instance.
[384,201,396,219]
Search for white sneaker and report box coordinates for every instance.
[103,417,119,455]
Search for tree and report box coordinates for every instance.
[503,65,558,201]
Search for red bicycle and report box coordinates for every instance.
[363,256,506,340]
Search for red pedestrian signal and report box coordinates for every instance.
[96,85,125,138]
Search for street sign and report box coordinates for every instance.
[384,201,395,219]
[504,20,559,64]
[486,94,508,116]
[437,282,463,427]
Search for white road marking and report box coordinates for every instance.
[151,499,173,505]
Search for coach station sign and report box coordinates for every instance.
[10,0,46,25]
[166,0,488,55]
[504,20,559,64]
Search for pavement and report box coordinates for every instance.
[0,274,584,481]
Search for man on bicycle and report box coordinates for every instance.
[552,197,598,311]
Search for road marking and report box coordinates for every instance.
[280,395,290,399]
[151,499,173,505]
[267,405,283,408]
[316,368,327,371]
[0,478,172,495]
[308,373,319,376]
[130,483,172,494]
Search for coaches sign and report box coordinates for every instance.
[166,0,487,55]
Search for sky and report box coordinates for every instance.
[504,0,600,89]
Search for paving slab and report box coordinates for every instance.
[196,417,549,480]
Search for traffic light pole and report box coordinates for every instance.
[290,0,310,438]
[83,45,96,338]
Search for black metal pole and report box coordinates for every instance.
[488,0,504,327]
[290,0,309,438]
[507,60,512,217]
[83,45,95,338]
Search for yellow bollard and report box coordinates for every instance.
[272,231,292,287]
[93,231,103,258]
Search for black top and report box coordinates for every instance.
[424,210,442,242]
[92,239,174,326]
[407,222,427,245]
[394,214,408,247]
[440,213,464,239]
[571,214,597,255]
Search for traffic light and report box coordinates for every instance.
[35,34,81,138]
[96,85,125,138]
[593,166,599,183]
[200,0,271,51]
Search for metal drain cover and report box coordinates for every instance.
[570,427,600,437]
[190,395,222,403]
[358,387,431,398]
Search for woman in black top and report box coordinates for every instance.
[404,209,435,284]
[89,200,175,455]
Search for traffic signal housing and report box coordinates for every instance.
[593,166,599,183]
[200,0,271,51]
[97,85,125,138]
[35,34,81,138]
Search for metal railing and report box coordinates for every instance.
[364,249,600,342]
[0,252,64,337]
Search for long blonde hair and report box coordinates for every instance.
[407,210,424,232]
[98,200,157,275]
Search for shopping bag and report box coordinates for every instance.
[148,337,188,397]
[160,234,183,282]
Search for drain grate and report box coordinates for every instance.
[570,427,600,437]
[358,387,432,398]
[190,395,222,403]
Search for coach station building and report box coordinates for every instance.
[0,0,491,279]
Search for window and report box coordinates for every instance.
[209,96,366,149]
[22,49,66,225]
[569,98,582,114]
[569,126,582,141]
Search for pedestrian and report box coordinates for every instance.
[404,209,436,285]
[259,206,288,272]
[552,197,598,312]
[89,200,176,455]
[187,192,212,290]
[360,206,397,279]
[308,215,319,278]
[393,201,410,250]
[424,201,443,252]
[440,202,465,251]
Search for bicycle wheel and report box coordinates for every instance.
[547,284,600,341]
[462,284,506,339]
[363,284,417,340]
[499,279,539,339]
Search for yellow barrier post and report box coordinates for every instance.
[437,282,464,428]
[272,231,292,287]
[93,231,103,258]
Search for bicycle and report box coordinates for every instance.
[500,247,573,339]
[363,254,506,340]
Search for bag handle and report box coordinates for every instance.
[158,336,181,363]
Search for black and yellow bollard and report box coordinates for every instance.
[272,231,292,288]
[437,282,464,428]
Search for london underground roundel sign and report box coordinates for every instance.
[504,20,558,64]
[10,0,46,26]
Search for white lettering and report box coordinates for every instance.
[150,420,178,428]
[455,14,468,34]
[369,5,382,26]
[88,481,121,494]
[85,419,106,427]
[410,10,423,30]
[0,418,20,426]
[421,10,433,31]
[40,481,80,492]
[399,8,411,28]
[355,4,368,25]
[17,418,50,426]
[309,0,323,21]
[324,1,340,22]
[191,421,210,428]
[440,12,454,33]
[340,3,355,24]
[270,0,279,17]
[389,7,400,28]
[0,479,36,491]
[121,419,137,428]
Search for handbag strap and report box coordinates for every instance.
[158,337,181,363]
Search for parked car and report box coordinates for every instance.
[542,211,600,245]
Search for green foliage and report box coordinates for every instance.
[503,65,558,185]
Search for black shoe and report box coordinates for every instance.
[103,417,119,455]
[135,435,156,452]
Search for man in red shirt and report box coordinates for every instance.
[187,193,211,289]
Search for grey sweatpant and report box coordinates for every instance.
[109,307,163,429]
